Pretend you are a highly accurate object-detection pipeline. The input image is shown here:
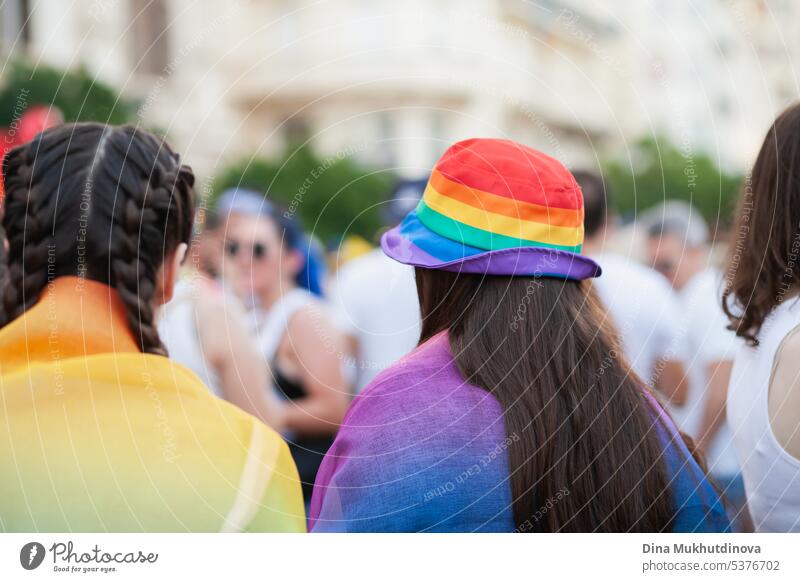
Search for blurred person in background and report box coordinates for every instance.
[0,123,304,531]
[646,200,746,530]
[334,234,374,268]
[221,190,349,505]
[194,203,226,279]
[328,177,423,392]
[574,171,688,406]
[159,197,285,430]
[724,102,800,532]
[310,139,730,533]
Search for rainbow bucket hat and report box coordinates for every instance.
[381,138,602,280]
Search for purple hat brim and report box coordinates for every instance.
[380,211,601,280]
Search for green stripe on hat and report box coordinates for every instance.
[416,200,583,254]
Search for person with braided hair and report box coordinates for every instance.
[0,122,305,532]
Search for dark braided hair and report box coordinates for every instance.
[0,122,195,355]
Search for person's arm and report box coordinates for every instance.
[196,289,286,431]
[328,268,361,388]
[651,291,690,406]
[690,272,739,454]
[653,358,689,407]
[768,325,800,459]
[281,305,350,437]
[696,359,733,453]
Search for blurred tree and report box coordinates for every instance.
[212,143,393,243]
[0,60,135,126]
[603,137,743,232]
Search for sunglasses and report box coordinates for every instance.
[225,240,269,260]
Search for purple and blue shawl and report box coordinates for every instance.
[309,333,730,532]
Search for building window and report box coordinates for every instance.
[283,117,310,146]
[430,111,448,166]
[130,0,169,75]
[1,0,31,52]
[376,111,396,167]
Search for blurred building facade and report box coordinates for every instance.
[1,0,798,178]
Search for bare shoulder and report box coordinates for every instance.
[194,283,246,318]
[193,285,253,357]
[286,299,336,336]
[768,323,800,459]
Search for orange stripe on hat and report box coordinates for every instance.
[419,138,586,252]
[428,169,583,228]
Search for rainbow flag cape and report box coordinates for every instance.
[0,277,305,532]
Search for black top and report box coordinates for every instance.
[273,364,335,505]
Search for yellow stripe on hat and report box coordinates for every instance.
[429,170,584,227]
[423,183,584,247]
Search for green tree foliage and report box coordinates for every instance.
[212,144,393,242]
[0,59,134,126]
[603,137,743,230]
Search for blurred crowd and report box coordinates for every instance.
[11,105,800,534]
[164,170,748,526]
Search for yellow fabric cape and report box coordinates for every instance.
[0,277,305,532]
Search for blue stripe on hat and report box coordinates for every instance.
[398,210,485,263]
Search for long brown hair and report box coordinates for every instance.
[0,122,195,355]
[416,267,687,532]
[723,102,800,345]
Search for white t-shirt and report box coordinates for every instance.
[158,278,222,397]
[592,252,685,383]
[329,249,421,392]
[671,269,741,478]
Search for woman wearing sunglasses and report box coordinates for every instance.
[221,191,349,505]
[309,138,730,532]
[158,202,285,431]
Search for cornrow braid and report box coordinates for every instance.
[0,208,7,301]
[0,122,195,354]
[103,128,194,355]
[0,139,58,326]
